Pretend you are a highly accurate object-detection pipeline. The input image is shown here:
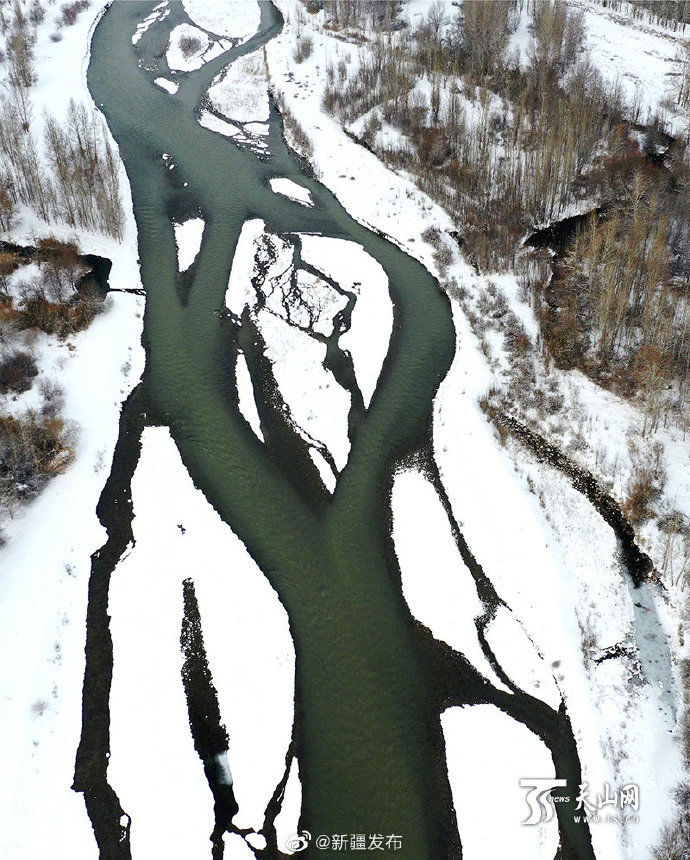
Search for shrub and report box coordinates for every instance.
[35,237,80,262]
[0,412,75,511]
[28,1,45,26]
[294,35,313,64]
[19,295,101,337]
[179,34,203,59]
[59,1,90,28]
[623,467,660,523]
[0,351,38,394]
[0,252,21,279]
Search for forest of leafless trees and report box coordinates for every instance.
[0,0,124,239]
[316,0,690,429]
[0,0,116,520]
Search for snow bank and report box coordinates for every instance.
[174,217,204,271]
[259,309,351,472]
[274,758,302,855]
[167,23,227,73]
[298,234,392,409]
[235,352,264,442]
[226,219,265,315]
[270,177,314,207]
[391,468,510,692]
[182,0,260,45]
[485,607,561,710]
[108,428,295,849]
[442,705,559,859]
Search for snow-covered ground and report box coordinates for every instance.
[167,22,229,73]
[0,2,145,857]
[269,177,313,207]
[174,217,204,271]
[571,0,690,133]
[108,428,295,854]
[182,0,260,45]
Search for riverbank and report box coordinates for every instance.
[0,2,144,855]
[264,2,688,856]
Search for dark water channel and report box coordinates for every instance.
[78,3,595,857]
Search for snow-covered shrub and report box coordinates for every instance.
[58,1,90,29]
[0,412,75,513]
[0,350,37,394]
[179,34,203,60]
[651,783,690,860]
[28,1,45,27]
[293,35,313,64]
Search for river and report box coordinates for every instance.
[76,3,594,857]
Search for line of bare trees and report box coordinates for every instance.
[0,93,125,239]
[598,0,689,31]
[0,0,124,239]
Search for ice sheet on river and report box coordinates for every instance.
[270,177,314,207]
[173,217,204,272]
